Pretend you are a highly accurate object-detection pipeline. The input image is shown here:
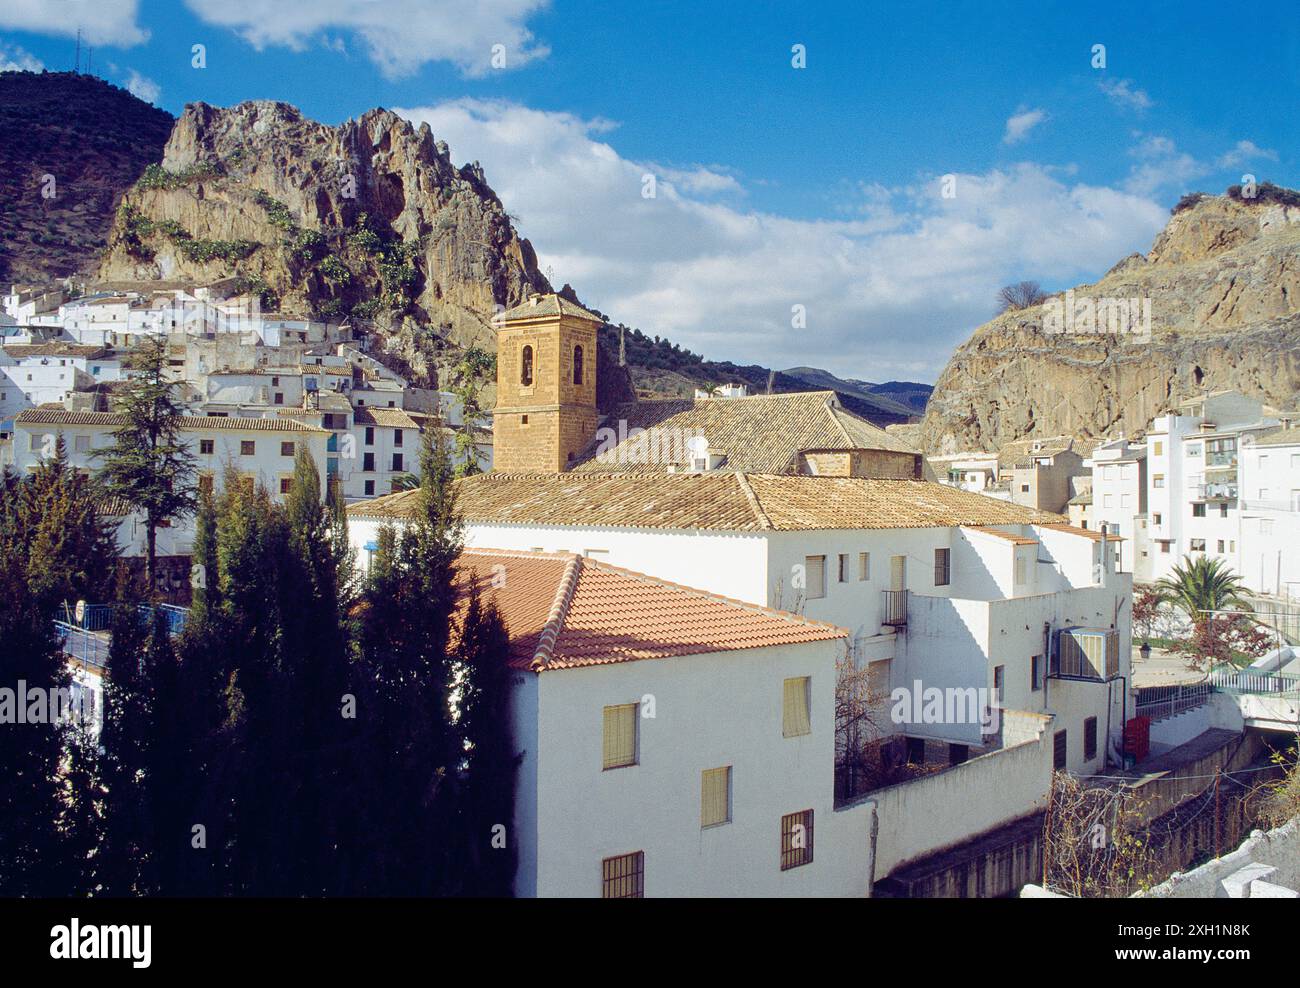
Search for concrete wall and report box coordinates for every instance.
[853,709,1054,879]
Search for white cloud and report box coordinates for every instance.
[1098,78,1153,112]
[1002,108,1047,145]
[0,42,44,72]
[397,99,1170,380]
[123,68,160,104]
[0,0,148,47]
[1216,139,1279,170]
[184,0,549,78]
[1123,134,1204,197]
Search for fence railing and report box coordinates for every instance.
[1209,667,1300,697]
[1134,682,1213,722]
[53,621,110,670]
[60,602,188,637]
[881,590,908,627]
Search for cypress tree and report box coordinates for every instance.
[94,594,156,895]
[355,426,461,894]
[0,446,115,894]
[454,587,519,895]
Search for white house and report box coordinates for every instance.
[1238,426,1300,599]
[454,548,873,897]
[13,408,329,555]
[0,343,125,417]
[350,472,1131,778]
[1088,437,1147,576]
[1145,391,1285,586]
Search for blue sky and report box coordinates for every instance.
[2,1,1297,381]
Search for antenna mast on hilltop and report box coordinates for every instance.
[74,28,81,73]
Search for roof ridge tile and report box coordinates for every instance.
[530,553,584,671]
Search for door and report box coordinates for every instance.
[890,554,907,591]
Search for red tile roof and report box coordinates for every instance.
[456,549,846,672]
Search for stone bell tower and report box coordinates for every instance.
[493,292,602,472]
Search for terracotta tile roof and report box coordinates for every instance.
[96,495,136,517]
[498,293,604,324]
[1257,426,1300,447]
[353,406,418,429]
[349,471,1064,531]
[15,409,327,433]
[744,474,1062,530]
[2,343,112,359]
[964,526,1038,545]
[996,435,1100,469]
[1037,522,1122,542]
[572,390,917,474]
[456,549,846,671]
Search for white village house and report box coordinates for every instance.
[11,408,329,556]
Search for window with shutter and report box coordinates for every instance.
[602,703,638,769]
[701,766,731,828]
[782,677,811,737]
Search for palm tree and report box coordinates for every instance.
[1154,556,1253,621]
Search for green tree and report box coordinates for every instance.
[354,426,462,893]
[453,586,519,894]
[0,451,115,894]
[96,335,198,591]
[94,595,158,895]
[449,346,493,477]
[1154,555,1254,622]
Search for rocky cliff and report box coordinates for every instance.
[916,188,1300,454]
[97,100,554,378]
[0,71,173,283]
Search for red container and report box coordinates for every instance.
[1124,716,1150,763]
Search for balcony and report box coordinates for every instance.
[1206,451,1238,469]
[881,589,908,627]
[1192,482,1238,502]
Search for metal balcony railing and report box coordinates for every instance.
[54,622,110,670]
[881,589,908,627]
[1134,682,1212,722]
[1209,667,1300,697]
[1192,482,1238,501]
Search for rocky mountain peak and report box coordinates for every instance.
[915,186,1300,455]
[98,98,554,376]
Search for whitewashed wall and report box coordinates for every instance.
[515,639,874,897]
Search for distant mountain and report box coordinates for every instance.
[916,187,1300,454]
[597,325,917,425]
[0,75,922,424]
[0,71,174,283]
[780,366,931,416]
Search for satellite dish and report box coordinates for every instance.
[1239,433,1255,447]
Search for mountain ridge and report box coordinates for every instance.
[915,187,1300,454]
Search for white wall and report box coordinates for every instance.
[518,639,874,897]
[1239,440,1300,598]
[861,710,1054,878]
